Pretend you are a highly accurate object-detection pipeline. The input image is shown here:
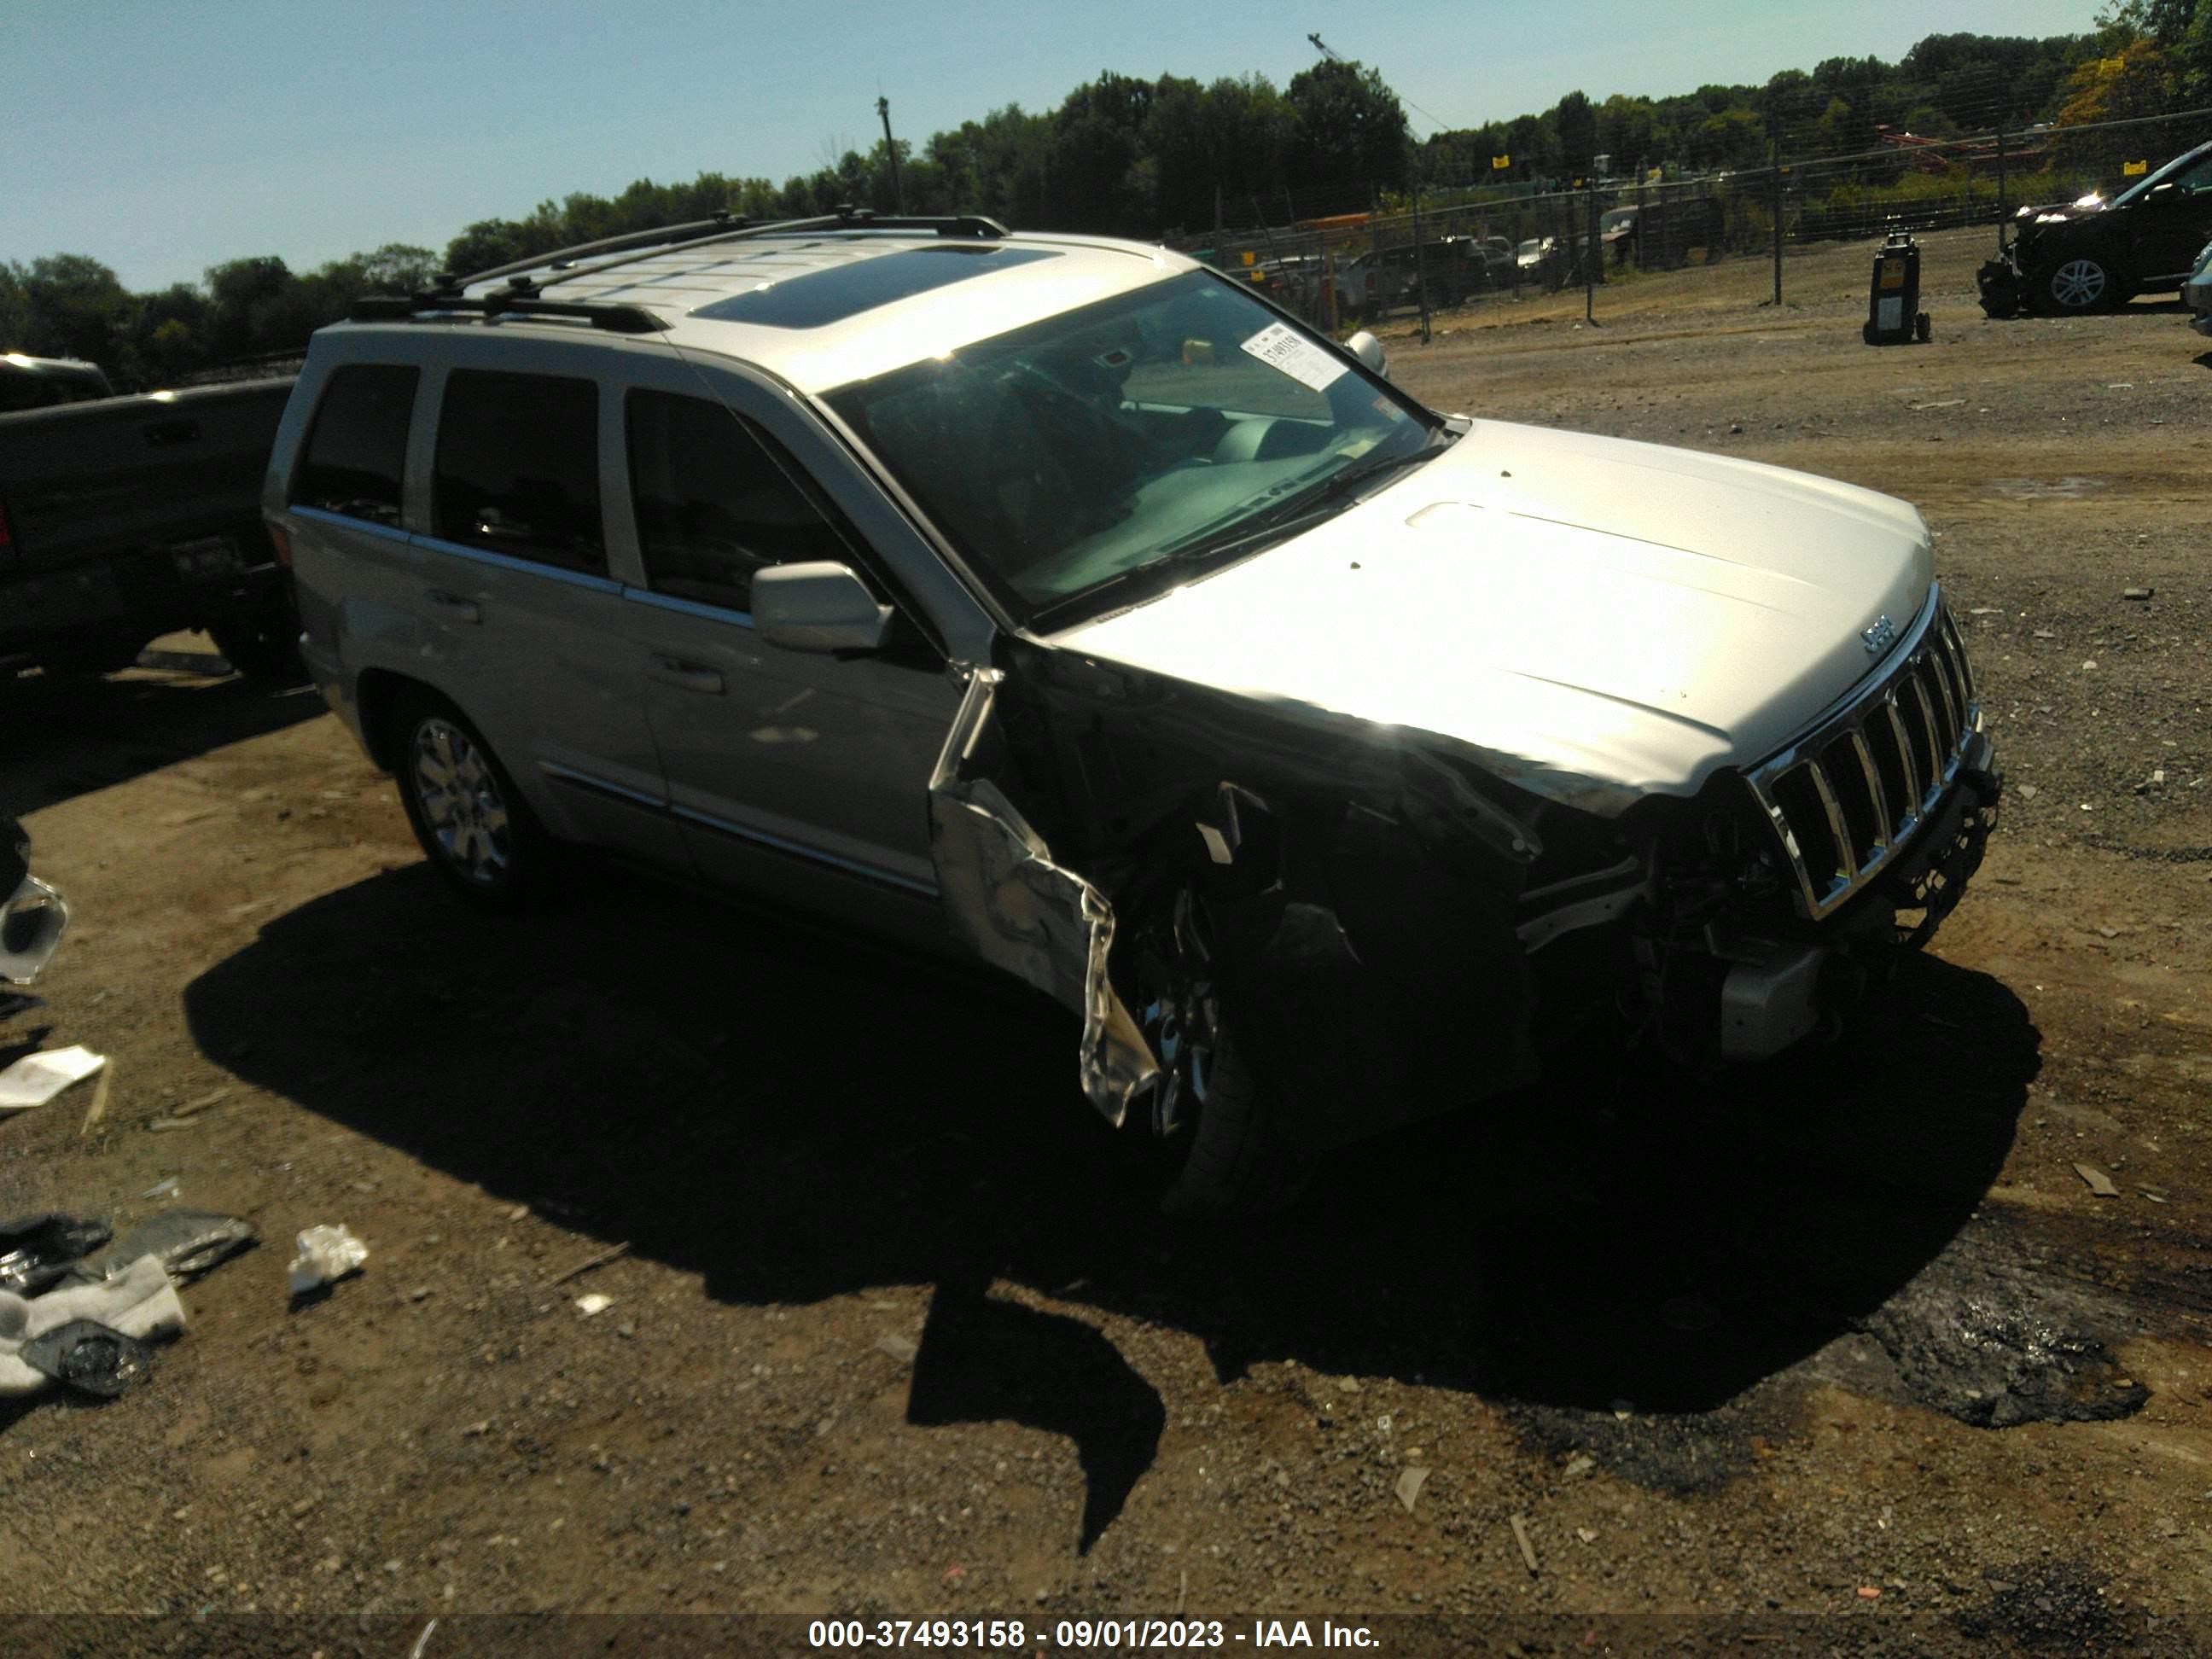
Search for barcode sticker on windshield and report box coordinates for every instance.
[1239,322,1348,392]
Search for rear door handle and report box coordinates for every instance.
[650,654,724,695]
[426,590,481,624]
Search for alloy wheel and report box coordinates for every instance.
[410,717,511,885]
[2050,258,2108,310]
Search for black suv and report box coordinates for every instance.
[1982,138,2212,315]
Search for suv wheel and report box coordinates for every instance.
[2039,253,2123,313]
[1133,888,1312,1218]
[389,690,552,909]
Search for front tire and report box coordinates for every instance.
[387,690,553,910]
[2036,253,2124,313]
[1132,888,1313,1218]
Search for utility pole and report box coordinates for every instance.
[877,96,905,214]
[1995,122,2008,253]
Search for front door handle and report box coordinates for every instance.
[650,654,724,695]
[426,590,481,624]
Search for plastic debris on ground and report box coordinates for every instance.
[20,1319,154,1397]
[0,1214,112,1295]
[288,1224,369,1295]
[0,1255,184,1399]
[0,1045,108,1112]
[72,1210,257,1286]
[2073,1162,2121,1198]
[576,1293,614,1317]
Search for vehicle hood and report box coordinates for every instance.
[1052,420,1935,816]
[2016,196,2107,231]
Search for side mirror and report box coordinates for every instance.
[753,562,894,654]
[1347,329,1388,377]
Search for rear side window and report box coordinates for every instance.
[433,370,603,574]
[291,364,417,526]
[626,390,852,611]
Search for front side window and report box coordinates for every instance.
[291,364,417,525]
[433,370,603,573]
[626,391,852,612]
[826,270,1440,628]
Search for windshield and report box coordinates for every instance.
[825,270,1437,626]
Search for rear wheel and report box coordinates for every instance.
[387,690,555,910]
[1132,888,1313,1218]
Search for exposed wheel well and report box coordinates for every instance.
[354,667,440,773]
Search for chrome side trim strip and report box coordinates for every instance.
[538,760,666,810]
[670,804,939,899]
[620,586,757,628]
[406,533,624,594]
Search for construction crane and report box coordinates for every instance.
[1306,33,1446,136]
[1307,32,1342,61]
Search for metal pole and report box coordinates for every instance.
[1414,189,1430,344]
[1585,182,1598,323]
[1995,124,2008,253]
[1771,149,1784,307]
[877,96,904,214]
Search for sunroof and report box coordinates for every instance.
[692,246,1062,329]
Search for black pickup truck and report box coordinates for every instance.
[1,354,298,680]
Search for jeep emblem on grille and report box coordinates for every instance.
[1861,614,1897,655]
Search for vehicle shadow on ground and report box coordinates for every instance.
[3,668,323,813]
[183,867,2040,1511]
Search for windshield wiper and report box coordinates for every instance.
[1026,430,1455,630]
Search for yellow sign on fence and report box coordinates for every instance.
[1491,154,1511,171]
[2122,158,2149,176]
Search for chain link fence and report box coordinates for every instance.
[1170,106,2212,335]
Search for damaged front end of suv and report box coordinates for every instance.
[924,482,2000,1215]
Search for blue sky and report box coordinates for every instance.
[5,0,2100,293]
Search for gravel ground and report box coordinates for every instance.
[3,226,2209,1653]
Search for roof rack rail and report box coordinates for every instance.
[348,293,668,334]
[448,205,1012,292]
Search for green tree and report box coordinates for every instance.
[13,254,136,370]
[1553,90,1598,178]
[1287,59,1410,212]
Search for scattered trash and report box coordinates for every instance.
[1575,1528,1598,1544]
[2072,1163,2121,1198]
[20,1319,154,1398]
[288,1225,369,1295]
[2080,660,2098,672]
[575,1293,614,1317]
[146,1115,200,1132]
[142,1177,181,1202]
[2017,784,2039,800]
[1563,1453,1596,1479]
[171,1087,229,1119]
[876,1333,919,1363]
[0,1214,111,1295]
[543,1239,629,1288]
[2139,1188,2169,1204]
[0,1255,184,1399]
[1395,1465,1429,1514]
[1509,1512,1540,1575]
[1858,1586,1882,1600]
[75,1210,257,1285]
[2122,587,2154,601]
[0,1045,108,1112]
[78,1065,111,1137]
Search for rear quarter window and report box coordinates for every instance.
[433,370,604,574]
[291,364,418,527]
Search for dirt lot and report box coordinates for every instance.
[3,226,2210,1650]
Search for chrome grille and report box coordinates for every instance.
[1746,588,1983,919]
